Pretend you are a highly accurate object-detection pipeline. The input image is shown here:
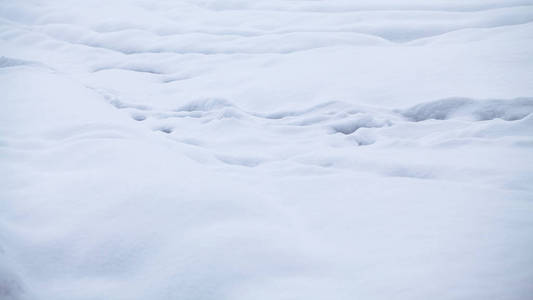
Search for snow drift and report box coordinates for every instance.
[1,0,533,299]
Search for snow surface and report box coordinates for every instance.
[1,0,533,299]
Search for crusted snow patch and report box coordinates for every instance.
[0,57,35,68]
[176,98,234,112]
[402,97,533,122]
[329,115,389,135]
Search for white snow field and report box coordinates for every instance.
[1,0,533,299]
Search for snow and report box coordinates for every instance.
[1,0,533,299]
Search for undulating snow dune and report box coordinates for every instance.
[1,1,533,299]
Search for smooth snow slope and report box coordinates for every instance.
[1,0,533,299]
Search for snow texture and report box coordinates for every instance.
[1,0,533,299]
